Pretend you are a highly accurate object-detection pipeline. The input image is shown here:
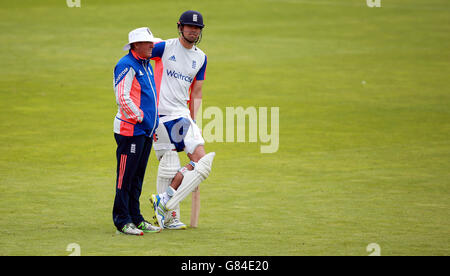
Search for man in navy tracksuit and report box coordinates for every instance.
[112,27,162,235]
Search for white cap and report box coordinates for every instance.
[123,27,162,51]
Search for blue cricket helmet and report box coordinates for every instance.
[177,10,205,29]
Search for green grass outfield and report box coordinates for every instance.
[0,0,449,255]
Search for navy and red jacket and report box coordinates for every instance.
[113,50,159,136]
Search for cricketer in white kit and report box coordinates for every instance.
[149,10,215,230]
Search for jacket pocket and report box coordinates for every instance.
[139,111,154,130]
[116,116,137,125]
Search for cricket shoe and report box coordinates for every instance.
[164,211,187,230]
[165,218,187,230]
[137,220,162,233]
[116,223,144,236]
[150,194,168,228]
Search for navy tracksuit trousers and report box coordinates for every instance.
[113,134,153,230]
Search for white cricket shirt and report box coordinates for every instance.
[151,38,207,117]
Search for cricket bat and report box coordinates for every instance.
[190,186,200,228]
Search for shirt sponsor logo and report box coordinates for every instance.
[166,69,193,83]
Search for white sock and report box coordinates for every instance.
[161,186,175,205]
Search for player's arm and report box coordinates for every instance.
[189,80,203,120]
[150,41,165,60]
[189,55,207,120]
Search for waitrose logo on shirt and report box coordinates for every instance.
[166,70,194,83]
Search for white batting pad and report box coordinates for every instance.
[166,152,215,210]
[157,150,181,194]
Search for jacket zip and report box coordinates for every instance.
[142,60,158,136]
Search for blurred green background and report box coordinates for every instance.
[0,0,449,255]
